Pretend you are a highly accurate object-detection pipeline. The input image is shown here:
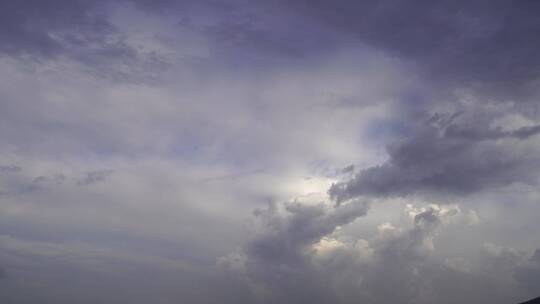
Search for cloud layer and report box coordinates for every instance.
[1,1,539,303]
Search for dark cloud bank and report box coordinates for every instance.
[1,1,540,303]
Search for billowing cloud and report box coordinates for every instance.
[222,199,369,303]
[329,107,540,202]
[220,203,537,303]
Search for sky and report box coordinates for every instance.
[1,1,540,303]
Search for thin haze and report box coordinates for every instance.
[1,1,540,303]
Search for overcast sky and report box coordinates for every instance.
[1,1,540,303]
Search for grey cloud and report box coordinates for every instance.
[367,206,456,272]
[340,164,354,174]
[77,169,114,186]
[0,0,170,83]
[288,0,540,102]
[7,0,539,98]
[516,249,540,294]
[1,1,540,303]
[247,200,369,267]
[0,165,21,173]
[33,174,66,185]
[0,234,233,304]
[444,121,540,141]
[0,0,120,58]
[354,207,457,303]
[221,200,370,303]
[512,125,540,140]
[132,0,540,93]
[0,171,67,197]
[125,0,540,101]
[326,206,529,304]
[329,110,540,203]
[0,166,112,199]
[222,202,531,304]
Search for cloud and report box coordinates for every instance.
[288,0,540,102]
[1,1,539,303]
[218,199,369,303]
[0,0,179,83]
[0,0,139,69]
[221,202,533,304]
[77,170,114,186]
[0,1,108,57]
[329,107,540,203]
[6,0,539,99]
[516,249,540,294]
[0,165,21,173]
[247,200,369,266]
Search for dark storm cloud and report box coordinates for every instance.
[329,110,540,202]
[247,200,369,267]
[4,0,540,92]
[124,0,540,97]
[289,0,540,100]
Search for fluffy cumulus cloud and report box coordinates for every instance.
[219,203,535,304]
[1,1,540,303]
